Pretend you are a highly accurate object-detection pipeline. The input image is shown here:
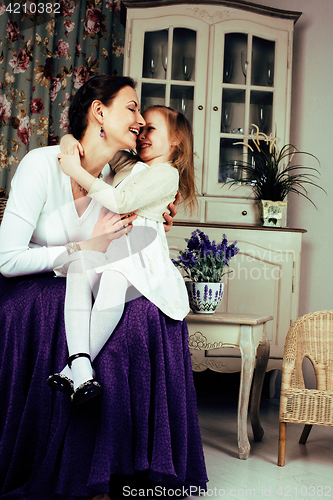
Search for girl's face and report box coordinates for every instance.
[136,109,175,166]
[102,86,145,151]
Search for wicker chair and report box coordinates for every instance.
[278,310,333,466]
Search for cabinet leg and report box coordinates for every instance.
[238,324,256,459]
[250,337,270,442]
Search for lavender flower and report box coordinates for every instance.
[203,285,208,301]
[173,229,240,283]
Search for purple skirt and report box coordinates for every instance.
[0,274,207,499]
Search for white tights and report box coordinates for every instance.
[60,258,128,389]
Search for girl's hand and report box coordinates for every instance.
[163,192,180,232]
[59,134,84,156]
[58,149,82,178]
[58,150,95,192]
[80,208,137,253]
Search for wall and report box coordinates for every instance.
[246,0,333,389]
[249,0,333,317]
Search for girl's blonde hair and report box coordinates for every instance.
[110,105,198,214]
[148,105,197,213]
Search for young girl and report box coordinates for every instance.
[49,105,197,405]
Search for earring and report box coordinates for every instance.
[100,126,105,138]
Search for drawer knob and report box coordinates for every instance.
[198,105,203,110]
[242,210,247,216]
[213,106,218,111]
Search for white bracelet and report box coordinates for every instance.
[65,242,81,255]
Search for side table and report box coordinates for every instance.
[186,312,273,459]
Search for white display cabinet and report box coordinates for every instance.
[122,0,303,375]
[123,0,301,225]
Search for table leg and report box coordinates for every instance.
[250,333,270,442]
[238,324,256,459]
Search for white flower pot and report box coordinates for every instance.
[259,200,287,227]
[186,282,224,314]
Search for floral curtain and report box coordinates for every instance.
[0,0,126,192]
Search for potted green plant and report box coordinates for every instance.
[172,229,239,314]
[227,125,324,227]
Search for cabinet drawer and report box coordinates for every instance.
[175,198,205,223]
[205,199,261,225]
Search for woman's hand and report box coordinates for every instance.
[163,192,180,232]
[59,134,84,156]
[79,208,137,253]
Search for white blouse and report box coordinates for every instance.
[54,160,189,321]
[0,146,104,277]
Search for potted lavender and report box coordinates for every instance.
[172,229,239,314]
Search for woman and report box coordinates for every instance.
[0,75,207,500]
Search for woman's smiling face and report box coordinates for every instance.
[136,109,175,166]
[102,86,145,151]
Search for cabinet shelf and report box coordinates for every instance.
[173,220,307,233]
[141,79,196,85]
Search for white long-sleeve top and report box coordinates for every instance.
[88,161,179,222]
[53,160,189,321]
[0,146,104,277]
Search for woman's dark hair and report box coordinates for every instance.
[68,75,136,140]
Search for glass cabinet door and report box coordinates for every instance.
[205,22,288,197]
[126,16,209,194]
[140,27,196,125]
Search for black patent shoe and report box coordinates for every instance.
[71,379,102,406]
[47,373,74,395]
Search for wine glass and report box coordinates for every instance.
[266,57,274,86]
[178,90,187,116]
[149,46,159,78]
[226,161,242,182]
[181,55,194,81]
[162,44,168,79]
[257,104,266,132]
[223,56,234,83]
[232,161,242,181]
[222,102,232,132]
[241,50,248,84]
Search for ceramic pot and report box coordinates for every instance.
[259,200,287,227]
[186,281,224,314]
